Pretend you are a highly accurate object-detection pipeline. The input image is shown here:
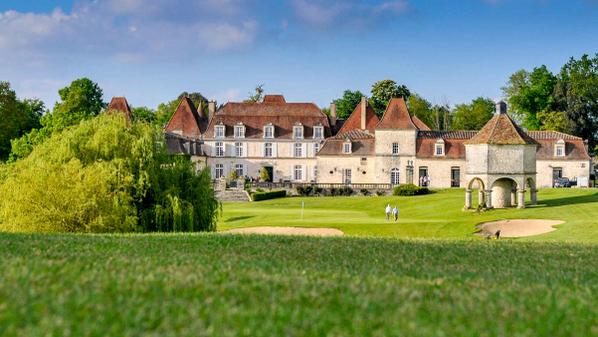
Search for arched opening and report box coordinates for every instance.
[491,177,518,208]
[390,168,400,185]
[465,177,486,209]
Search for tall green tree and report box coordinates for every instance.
[245,84,265,103]
[554,54,598,150]
[0,82,44,160]
[155,92,209,128]
[131,106,157,124]
[332,90,364,119]
[431,104,452,130]
[502,66,557,130]
[408,94,434,128]
[370,79,411,116]
[451,97,495,130]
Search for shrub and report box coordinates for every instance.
[393,184,429,196]
[297,185,314,196]
[329,187,337,196]
[0,113,219,233]
[375,190,386,196]
[314,187,323,196]
[360,188,370,196]
[252,190,287,201]
[339,186,353,196]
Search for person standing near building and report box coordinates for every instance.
[393,206,399,221]
[385,204,391,220]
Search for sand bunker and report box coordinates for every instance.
[225,226,344,237]
[477,219,564,238]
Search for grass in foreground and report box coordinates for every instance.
[219,188,598,241]
[0,233,597,336]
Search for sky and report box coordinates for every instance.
[1,0,597,110]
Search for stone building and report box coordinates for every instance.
[156,93,591,201]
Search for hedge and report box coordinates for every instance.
[252,190,287,201]
[393,184,429,196]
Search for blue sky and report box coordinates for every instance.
[1,0,597,109]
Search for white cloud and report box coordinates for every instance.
[198,21,257,51]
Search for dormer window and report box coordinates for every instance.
[234,123,245,139]
[435,139,445,156]
[313,125,324,139]
[263,123,274,139]
[555,139,565,157]
[215,124,225,138]
[343,140,352,154]
[293,124,304,139]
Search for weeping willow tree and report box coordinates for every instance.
[0,113,219,233]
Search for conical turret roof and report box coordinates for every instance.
[465,112,537,145]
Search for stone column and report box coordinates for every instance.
[484,190,493,208]
[517,189,526,209]
[510,190,517,207]
[478,190,485,206]
[465,189,472,209]
[530,189,538,205]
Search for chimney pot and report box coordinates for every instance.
[329,103,337,127]
[360,96,367,130]
[208,101,216,117]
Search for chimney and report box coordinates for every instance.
[197,101,204,117]
[360,96,367,130]
[329,103,337,127]
[496,100,507,115]
[208,100,216,118]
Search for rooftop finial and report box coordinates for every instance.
[496,100,507,115]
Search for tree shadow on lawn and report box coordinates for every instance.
[537,192,598,208]
[225,216,255,223]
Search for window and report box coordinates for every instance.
[215,142,224,157]
[235,164,244,177]
[342,169,352,184]
[215,164,224,178]
[264,125,274,139]
[555,139,565,157]
[234,124,245,138]
[392,142,399,155]
[435,139,445,156]
[451,167,460,188]
[390,168,400,185]
[215,125,225,138]
[234,142,243,157]
[313,166,318,180]
[313,126,324,139]
[264,143,273,157]
[293,125,304,139]
[343,142,351,154]
[294,143,303,157]
[294,165,303,181]
[313,142,320,155]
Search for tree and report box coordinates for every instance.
[431,104,451,130]
[554,54,598,150]
[0,82,44,160]
[131,106,157,124]
[259,167,270,182]
[245,84,264,103]
[155,91,209,128]
[537,110,573,133]
[332,90,364,119]
[370,79,411,116]
[502,66,557,130]
[0,113,219,233]
[408,94,435,128]
[451,97,495,130]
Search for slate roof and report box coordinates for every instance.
[203,95,331,139]
[107,97,132,121]
[337,102,379,133]
[318,129,376,156]
[164,97,208,138]
[416,130,475,159]
[411,115,431,131]
[528,131,590,160]
[376,98,418,130]
[465,113,537,145]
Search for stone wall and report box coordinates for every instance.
[536,159,591,187]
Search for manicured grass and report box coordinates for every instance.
[0,233,597,336]
[220,188,598,241]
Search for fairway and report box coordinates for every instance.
[219,188,598,241]
[1,234,597,336]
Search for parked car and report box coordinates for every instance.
[554,177,571,188]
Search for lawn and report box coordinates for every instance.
[219,188,598,241]
[0,234,597,336]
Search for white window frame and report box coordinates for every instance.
[293,165,303,181]
[234,124,245,139]
[343,169,352,184]
[392,142,399,155]
[215,164,224,178]
[343,142,351,154]
[263,125,274,139]
[234,142,244,157]
[313,126,324,139]
[264,142,273,157]
[390,168,400,185]
[434,139,445,156]
[215,125,225,139]
[215,142,224,157]
[555,140,565,157]
[313,142,320,155]
[294,143,303,157]
[293,125,304,139]
[235,164,244,177]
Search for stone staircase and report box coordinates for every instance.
[216,189,251,202]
